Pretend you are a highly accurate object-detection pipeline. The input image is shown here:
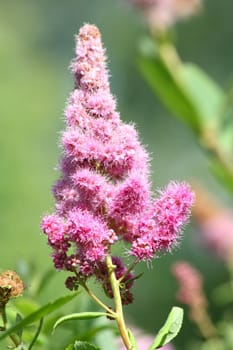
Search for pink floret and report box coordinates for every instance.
[153,182,195,250]
[41,215,65,246]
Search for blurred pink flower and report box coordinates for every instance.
[172,261,206,307]
[201,212,233,260]
[172,261,216,338]
[127,0,202,32]
[193,184,233,261]
[117,325,175,349]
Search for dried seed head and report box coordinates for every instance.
[0,270,24,305]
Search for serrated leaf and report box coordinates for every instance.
[0,292,79,342]
[149,306,183,349]
[53,312,109,332]
[65,340,101,350]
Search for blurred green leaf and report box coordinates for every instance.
[181,63,224,132]
[217,115,233,164]
[138,46,200,133]
[32,269,56,296]
[15,313,23,339]
[212,282,233,305]
[148,306,183,349]
[210,158,233,193]
[218,322,233,350]
[65,341,101,350]
[200,338,225,350]
[94,317,118,350]
[77,324,117,343]
[0,292,79,342]
[127,328,138,350]
[53,312,109,332]
[139,40,225,138]
[28,318,44,350]
[13,298,40,316]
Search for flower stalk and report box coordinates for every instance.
[81,282,116,317]
[106,255,133,350]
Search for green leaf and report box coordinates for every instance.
[35,269,56,296]
[139,39,225,137]
[181,63,224,132]
[15,313,23,339]
[13,298,40,316]
[210,158,233,194]
[212,282,233,305]
[0,292,79,342]
[149,306,183,349]
[65,340,101,350]
[218,124,233,162]
[77,324,117,343]
[53,312,109,332]
[94,317,118,350]
[138,43,201,133]
[127,328,138,350]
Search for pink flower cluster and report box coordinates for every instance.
[172,261,206,308]
[41,24,194,301]
[127,0,202,32]
[192,184,233,261]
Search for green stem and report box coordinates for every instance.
[0,304,22,348]
[118,259,138,284]
[82,283,116,317]
[106,255,133,350]
[0,304,7,329]
[28,318,44,350]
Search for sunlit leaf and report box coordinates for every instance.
[53,312,109,332]
[148,306,183,349]
[182,63,224,132]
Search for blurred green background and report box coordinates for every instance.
[1,0,233,348]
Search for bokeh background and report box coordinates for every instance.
[1,0,233,348]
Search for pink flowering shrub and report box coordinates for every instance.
[40,23,194,349]
[41,23,194,299]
